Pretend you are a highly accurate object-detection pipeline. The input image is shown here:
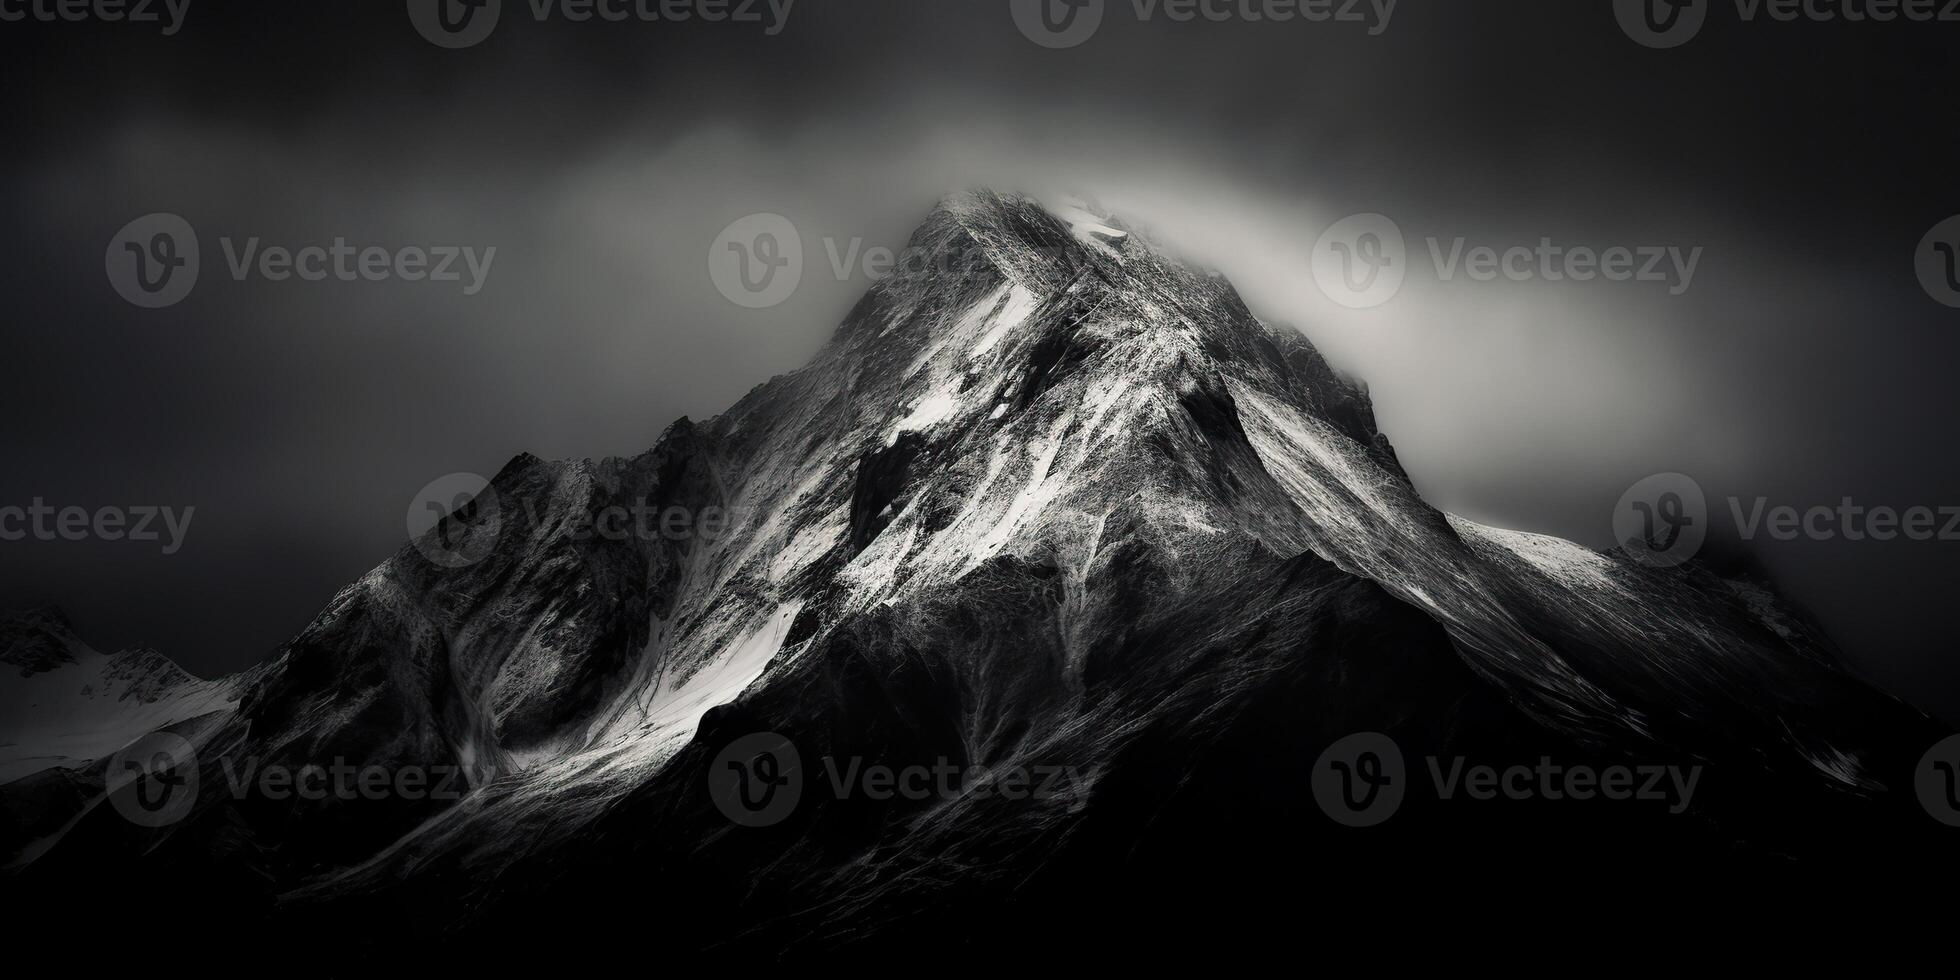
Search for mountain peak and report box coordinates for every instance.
[1,604,73,631]
[0,606,84,676]
[818,189,1384,459]
[9,188,1946,956]
[930,189,1132,253]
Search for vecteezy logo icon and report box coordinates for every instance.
[105,213,200,309]
[1614,472,1708,568]
[1916,734,1960,827]
[407,472,503,568]
[709,213,804,309]
[1010,0,1105,49]
[104,732,199,827]
[708,732,804,827]
[1311,732,1406,827]
[1914,215,1960,309]
[1613,0,1707,49]
[1311,213,1406,310]
[407,0,502,49]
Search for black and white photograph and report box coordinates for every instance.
[3,0,1957,966]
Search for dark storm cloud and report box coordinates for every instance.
[2,1,1956,718]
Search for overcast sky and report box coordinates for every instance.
[2,1,1956,720]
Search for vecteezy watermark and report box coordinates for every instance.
[0,0,190,34]
[567,502,747,544]
[1727,498,1960,541]
[1010,0,1395,50]
[1614,472,1709,569]
[1311,732,1703,827]
[709,212,1094,309]
[1916,215,1960,309]
[104,732,200,827]
[104,737,483,827]
[1918,734,1960,827]
[1310,213,1703,309]
[1310,732,1406,827]
[217,757,476,804]
[406,0,796,49]
[708,732,804,826]
[407,471,750,568]
[408,472,504,568]
[1615,0,1960,49]
[0,499,195,554]
[1616,472,1960,566]
[708,731,1088,828]
[105,213,496,309]
[1310,214,1405,310]
[105,213,200,308]
[1613,0,1711,47]
[710,212,804,309]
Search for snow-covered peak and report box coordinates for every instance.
[0,623,240,784]
[10,189,1937,938]
[1,606,90,677]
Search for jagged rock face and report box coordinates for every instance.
[5,192,1950,960]
[0,607,84,677]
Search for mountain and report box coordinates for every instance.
[1,607,86,677]
[0,607,246,866]
[5,191,1951,964]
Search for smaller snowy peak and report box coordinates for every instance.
[0,624,241,784]
[98,647,201,702]
[1,607,87,677]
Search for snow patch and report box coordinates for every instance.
[769,505,847,583]
[1056,203,1129,260]
[889,392,960,445]
[1449,516,1618,591]
[966,410,1076,570]
[971,283,1042,358]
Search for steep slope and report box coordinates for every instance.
[8,192,1949,962]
